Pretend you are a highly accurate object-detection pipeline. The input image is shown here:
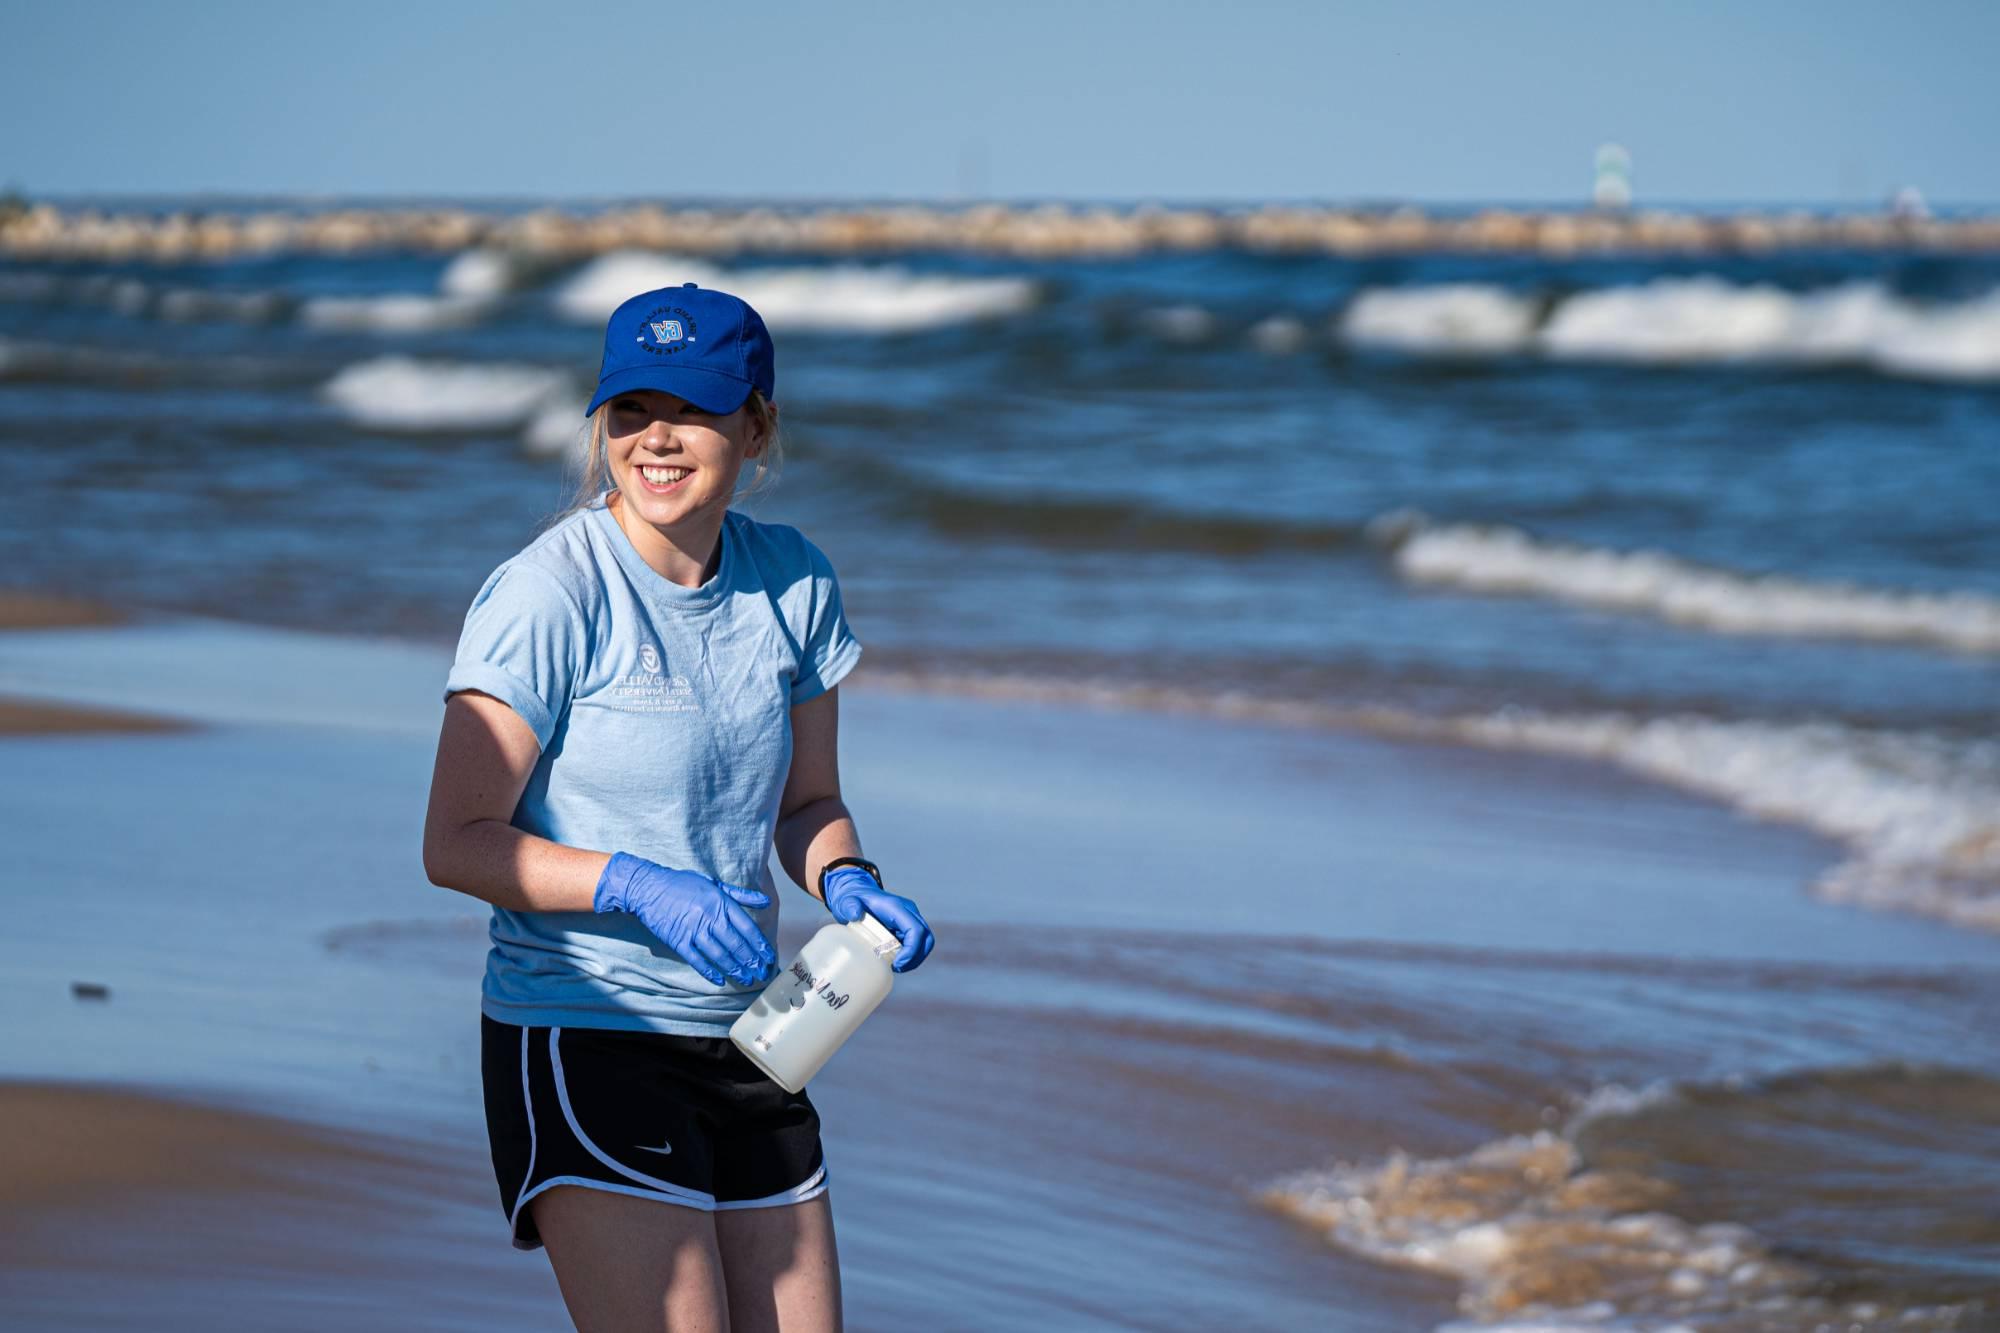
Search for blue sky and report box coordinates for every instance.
[5,0,1996,205]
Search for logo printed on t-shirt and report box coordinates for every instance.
[610,641,698,715]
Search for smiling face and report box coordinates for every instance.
[603,389,767,536]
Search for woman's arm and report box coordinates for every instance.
[773,687,863,902]
[421,690,607,911]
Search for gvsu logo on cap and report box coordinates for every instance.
[636,305,698,355]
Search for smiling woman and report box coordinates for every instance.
[597,387,770,588]
[422,282,933,1332]
[564,382,783,547]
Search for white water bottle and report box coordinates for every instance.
[730,913,899,1092]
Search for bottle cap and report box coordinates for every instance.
[847,913,900,959]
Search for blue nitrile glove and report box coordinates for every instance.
[594,852,776,989]
[823,865,935,973]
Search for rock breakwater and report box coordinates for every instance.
[6,200,1999,263]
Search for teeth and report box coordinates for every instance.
[640,466,689,485]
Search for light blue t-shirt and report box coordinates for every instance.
[443,499,861,1035]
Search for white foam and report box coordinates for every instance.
[1538,277,1903,363]
[1561,1080,1681,1135]
[1248,314,1311,354]
[1392,708,2000,935]
[321,356,570,430]
[1340,283,1541,354]
[301,295,487,333]
[522,398,589,458]
[1253,1072,1975,1331]
[300,249,517,333]
[1375,511,2000,655]
[551,251,736,322]
[1259,1121,1804,1327]
[554,250,1035,333]
[1871,286,2000,381]
[1338,277,2000,381]
[437,247,517,300]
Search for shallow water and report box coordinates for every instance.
[3,621,1996,1328]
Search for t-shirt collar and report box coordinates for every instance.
[590,495,733,610]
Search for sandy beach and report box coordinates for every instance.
[0,593,186,735]
[3,608,1993,1329]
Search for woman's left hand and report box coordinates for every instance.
[823,866,935,973]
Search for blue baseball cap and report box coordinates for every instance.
[584,282,776,418]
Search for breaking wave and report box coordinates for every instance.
[1338,278,2000,382]
[553,249,1036,332]
[299,247,526,332]
[437,247,522,300]
[1342,283,1544,355]
[300,294,488,333]
[521,397,589,457]
[1398,707,2000,935]
[1261,1066,1999,1330]
[1369,510,2000,655]
[856,665,2000,936]
[321,356,572,431]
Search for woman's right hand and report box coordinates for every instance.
[593,852,777,988]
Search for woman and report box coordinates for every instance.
[422,282,934,1332]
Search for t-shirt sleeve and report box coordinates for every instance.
[791,540,862,706]
[443,563,587,749]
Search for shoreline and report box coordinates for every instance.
[2,599,1992,948]
[0,592,188,734]
[3,611,1994,1329]
[6,199,1998,262]
[0,1080,567,1330]
[0,590,128,630]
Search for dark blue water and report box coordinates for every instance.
[2,236,1997,932]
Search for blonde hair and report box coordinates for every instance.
[548,390,783,530]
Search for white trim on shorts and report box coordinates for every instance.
[712,1163,830,1211]
[508,1027,539,1236]
[505,1025,830,1247]
[548,1027,717,1208]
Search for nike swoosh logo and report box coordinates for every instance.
[634,1142,673,1155]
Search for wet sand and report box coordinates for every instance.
[0,591,128,630]
[0,592,185,734]
[0,698,185,734]
[0,1082,566,1331]
[1,612,1992,1329]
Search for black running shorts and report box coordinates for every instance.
[481,1013,828,1251]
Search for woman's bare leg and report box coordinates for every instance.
[532,1185,730,1333]
[714,1192,843,1333]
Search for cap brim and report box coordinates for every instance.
[584,364,755,418]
